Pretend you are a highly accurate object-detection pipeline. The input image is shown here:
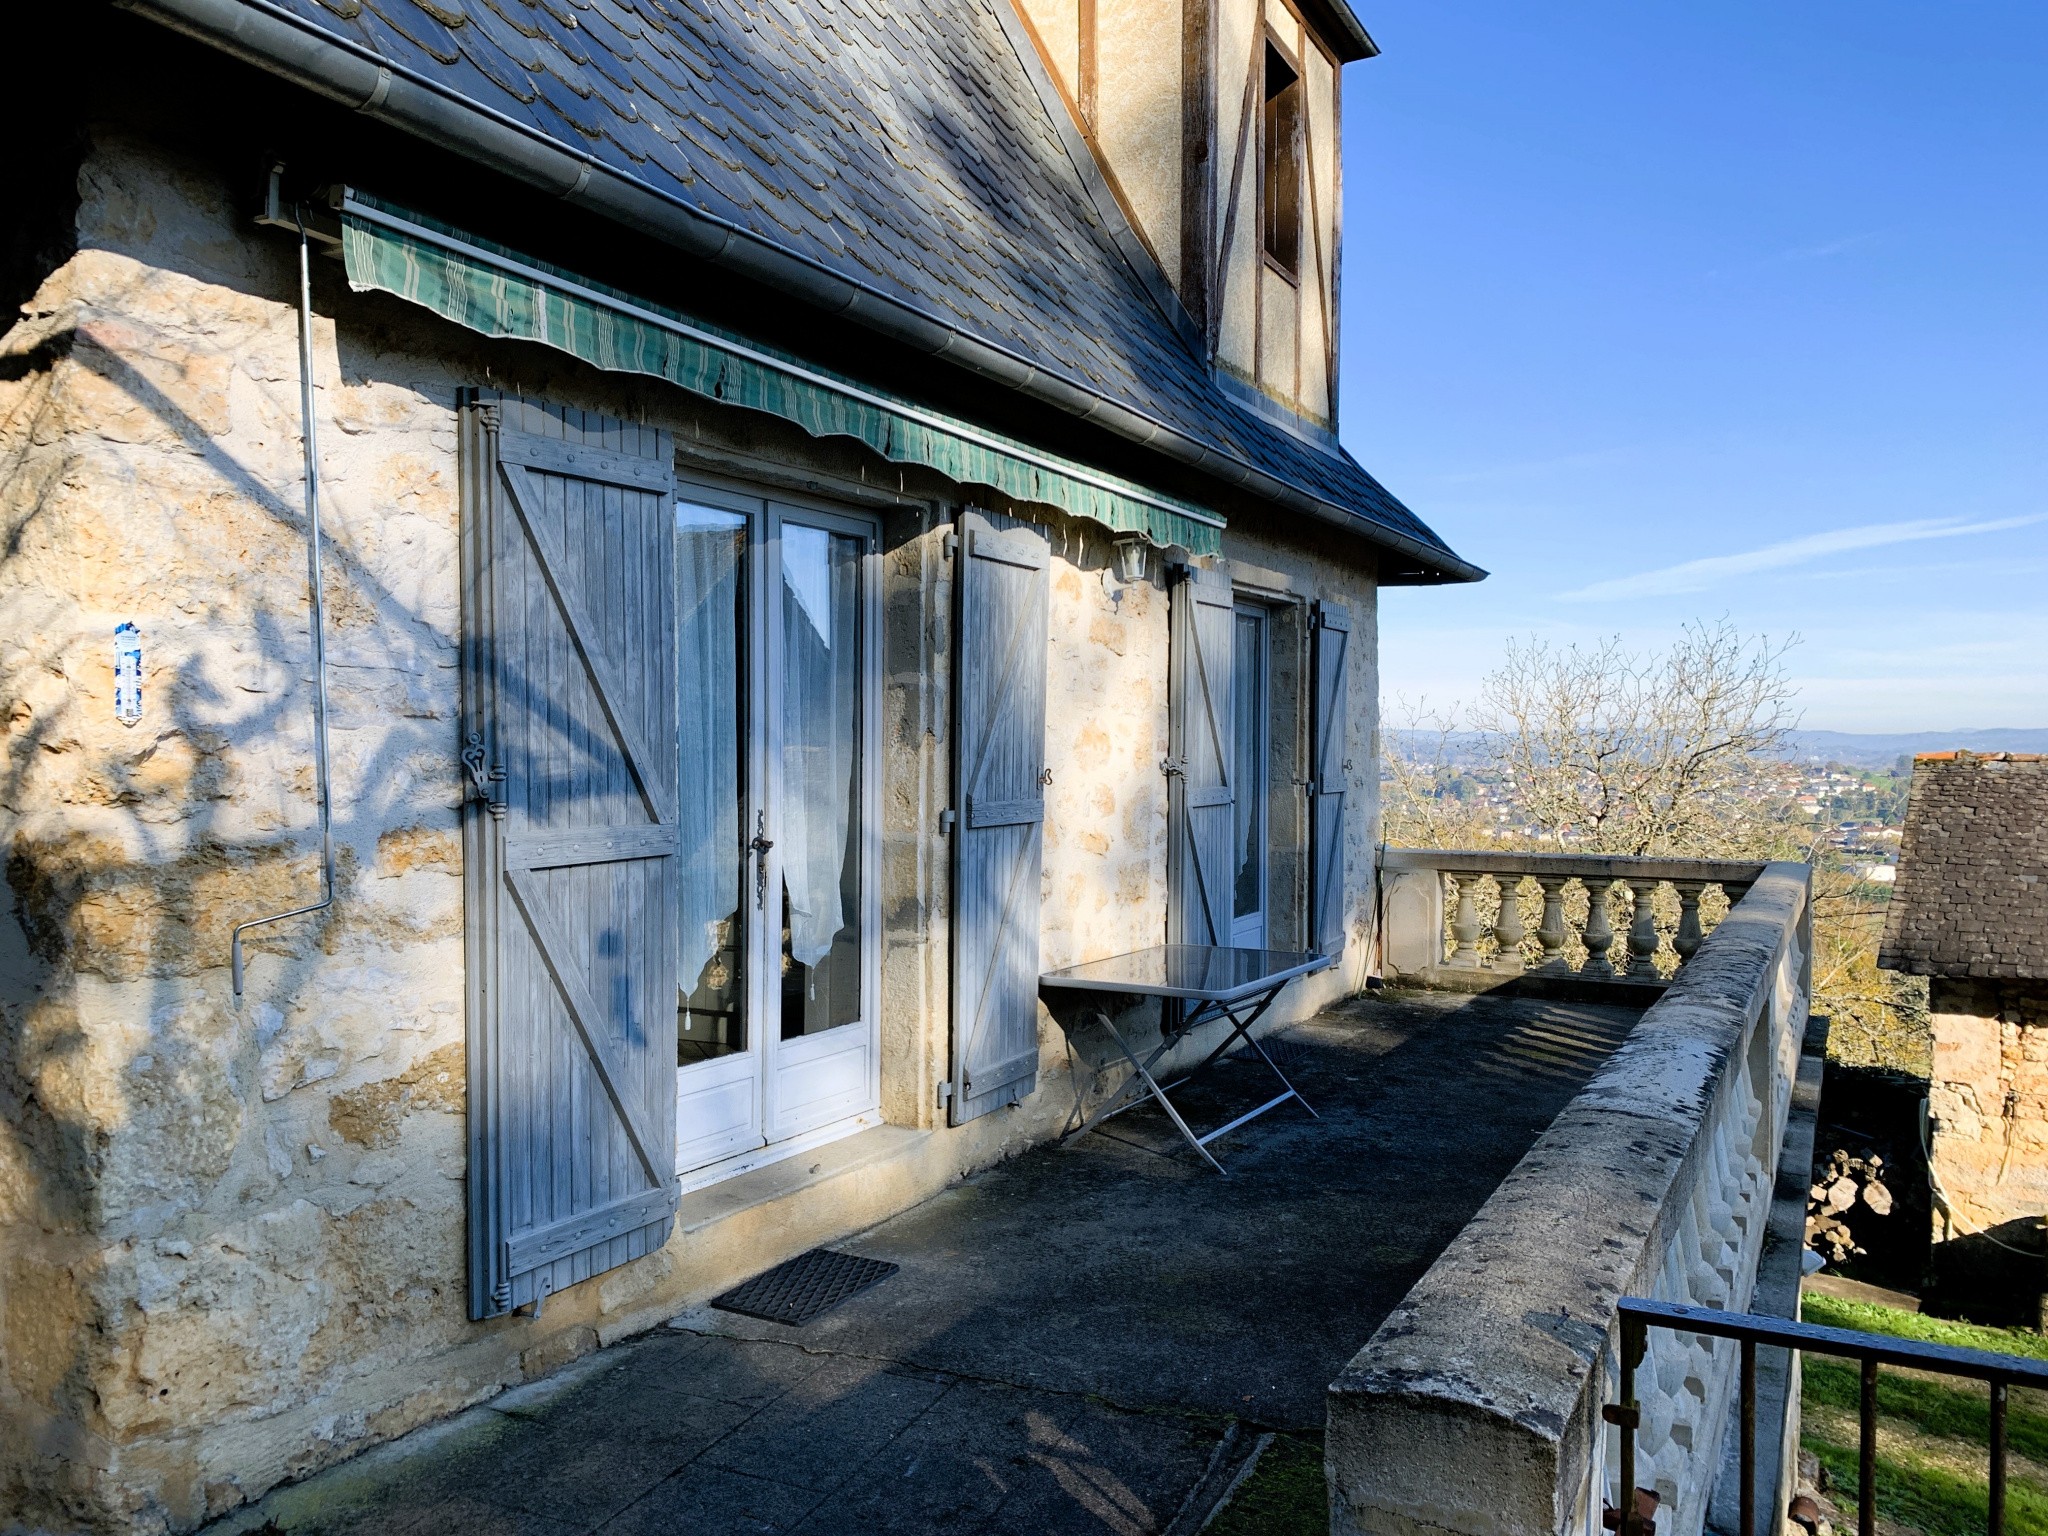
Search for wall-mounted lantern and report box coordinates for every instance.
[1112,534,1149,586]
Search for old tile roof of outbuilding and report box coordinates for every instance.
[143,0,1476,577]
[1879,753,2048,982]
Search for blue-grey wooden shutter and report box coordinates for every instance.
[949,510,1050,1124]
[1309,599,1351,955]
[461,392,680,1320]
[1168,563,1235,946]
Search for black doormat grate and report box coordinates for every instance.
[709,1248,898,1327]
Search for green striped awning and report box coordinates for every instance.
[339,193,1223,555]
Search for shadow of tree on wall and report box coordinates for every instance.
[0,233,480,1525]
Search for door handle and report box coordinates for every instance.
[749,810,774,910]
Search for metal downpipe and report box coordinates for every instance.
[231,212,336,998]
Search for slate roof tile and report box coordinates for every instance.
[479,0,541,31]
[1880,755,2048,982]
[242,0,1463,563]
[360,0,463,61]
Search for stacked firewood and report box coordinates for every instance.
[1806,1149,1895,1266]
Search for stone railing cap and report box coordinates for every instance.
[1330,864,1809,1435]
[1380,848,1772,884]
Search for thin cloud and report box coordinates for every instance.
[1706,230,1884,279]
[1775,231,1883,263]
[1560,515,2045,602]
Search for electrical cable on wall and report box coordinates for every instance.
[231,207,336,999]
[1920,1095,2044,1259]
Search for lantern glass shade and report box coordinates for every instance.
[1112,535,1148,585]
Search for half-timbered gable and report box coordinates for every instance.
[1013,0,1371,427]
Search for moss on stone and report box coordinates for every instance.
[1209,1433,1328,1536]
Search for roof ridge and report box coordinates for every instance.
[1914,751,2048,763]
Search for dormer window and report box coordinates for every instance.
[1261,39,1304,279]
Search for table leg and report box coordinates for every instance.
[1068,1009,1229,1175]
[1225,998,1318,1120]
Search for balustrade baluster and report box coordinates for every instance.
[1534,877,1570,973]
[1448,874,1484,968]
[1626,880,1662,980]
[1492,874,1527,974]
[1673,881,1707,966]
[1582,879,1619,979]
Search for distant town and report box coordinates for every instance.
[1378,733,1979,883]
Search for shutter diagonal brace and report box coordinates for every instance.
[1186,588,1234,945]
[503,867,668,1186]
[1311,605,1350,953]
[499,459,671,827]
[950,512,1049,1122]
[963,822,1042,1093]
[962,555,1040,817]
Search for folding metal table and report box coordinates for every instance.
[1038,944,1332,1174]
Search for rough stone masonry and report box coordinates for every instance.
[1880,754,2048,1259]
[0,120,1383,1534]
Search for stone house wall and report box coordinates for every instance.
[1927,978,2048,1238]
[0,126,1379,1534]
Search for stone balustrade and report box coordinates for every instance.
[1330,861,1813,1536]
[1379,849,1771,989]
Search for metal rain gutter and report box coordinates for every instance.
[116,0,1484,585]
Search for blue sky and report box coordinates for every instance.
[1340,2,2046,732]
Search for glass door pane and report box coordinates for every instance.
[676,503,748,1064]
[776,522,865,1040]
[1231,605,1268,947]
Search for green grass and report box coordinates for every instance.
[1802,1293,2048,1361]
[1803,1432,2048,1536]
[1803,1357,2048,1465]
[1802,1293,2048,1536]
[1207,1433,1327,1536]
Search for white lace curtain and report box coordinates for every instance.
[676,506,743,993]
[779,524,859,968]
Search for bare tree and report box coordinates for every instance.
[1385,622,1923,1071]
[1379,698,1498,849]
[1469,619,1801,856]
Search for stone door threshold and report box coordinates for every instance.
[678,1124,931,1237]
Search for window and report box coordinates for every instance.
[672,485,883,1179]
[1261,40,1303,277]
[1231,604,1270,947]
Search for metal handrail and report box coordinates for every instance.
[1610,1296,2042,1536]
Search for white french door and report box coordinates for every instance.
[672,482,881,1183]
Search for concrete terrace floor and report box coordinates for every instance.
[211,990,1643,1536]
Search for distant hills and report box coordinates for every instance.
[1782,730,2048,769]
[1386,727,2048,772]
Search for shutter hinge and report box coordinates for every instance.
[939,808,957,832]
[936,1080,954,1108]
[941,531,958,558]
[462,731,507,819]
